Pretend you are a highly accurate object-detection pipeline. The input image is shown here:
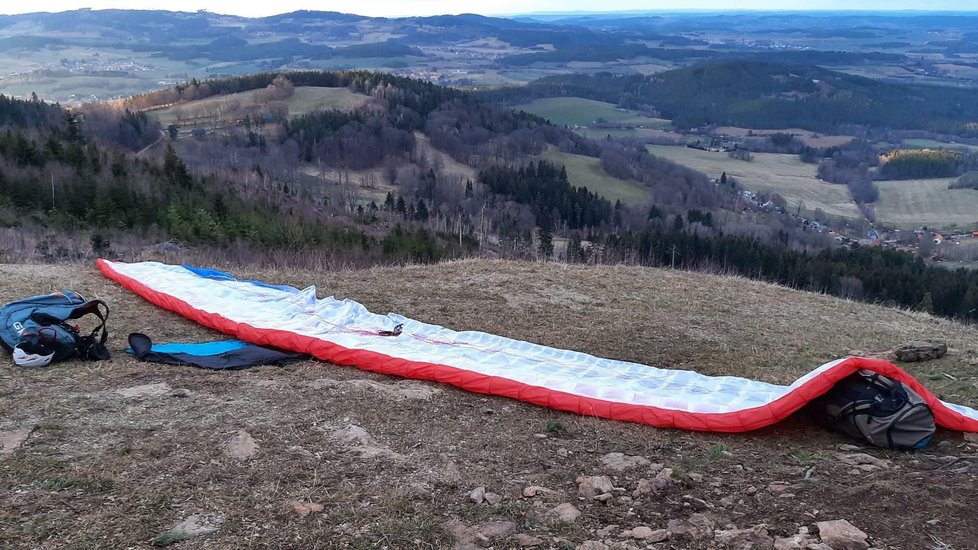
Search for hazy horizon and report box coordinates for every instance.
[1,1,975,18]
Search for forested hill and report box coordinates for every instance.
[0,71,722,267]
[483,61,978,135]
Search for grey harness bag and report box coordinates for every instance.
[822,369,934,450]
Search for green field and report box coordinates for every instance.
[150,86,370,127]
[574,127,690,142]
[646,145,862,219]
[901,138,978,153]
[874,178,978,230]
[515,97,671,128]
[540,147,652,204]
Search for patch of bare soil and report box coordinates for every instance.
[1,261,977,549]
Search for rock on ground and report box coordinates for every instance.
[633,477,671,497]
[600,452,650,471]
[577,475,615,499]
[0,427,33,455]
[815,519,869,550]
[513,533,544,547]
[890,340,947,362]
[157,514,222,542]
[714,525,774,549]
[330,424,403,460]
[667,513,715,541]
[836,453,890,469]
[225,430,259,460]
[550,502,581,523]
[774,534,818,549]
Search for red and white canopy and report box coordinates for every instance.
[99,259,978,433]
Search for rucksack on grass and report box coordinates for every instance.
[0,291,110,367]
[821,369,935,450]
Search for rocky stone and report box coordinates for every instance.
[815,520,869,550]
[523,485,559,498]
[655,467,674,479]
[117,382,172,398]
[890,340,947,362]
[682,495,709,511]
[469,486,486,504]
[287,501,324,516]
[0,427,33,455]
[484,492,503,505]
[600,452,651,471]
[330,425,402,460]
[225,430,258,460]
[439,457,462,484]
[775,534,818,549]
[714,525,774,549]
[577,542,610,550]
[446,520,480,550]
[551,503,582,523]
[806,544,834,550]
[622,526,667,541]
[836,453,890,469]
[720,497,736,508]
[513,533,544,547]
[633,477,671,497]
[577,475,615,499]
[667,513,715,541]
[477,521,516,539]
[158,515,222,542]
[648,529,669,543]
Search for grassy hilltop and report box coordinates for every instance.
[1,260,977,548]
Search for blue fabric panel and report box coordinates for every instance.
[151,340,249,355]
[180,265,297,293]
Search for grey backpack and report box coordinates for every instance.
[0,291,110,364]
[822,370,934,450]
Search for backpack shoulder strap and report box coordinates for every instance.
[67,300,110,345]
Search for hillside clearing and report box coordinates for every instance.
[149,86,371,128]
[712,126,855,148]
[1,260,977,548]
[647,145,863,219]
[874,178,978,230]
[515,97,670,128]
[540,147,652,204]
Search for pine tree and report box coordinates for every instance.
[537,210,554,259]
[916,291,934,314]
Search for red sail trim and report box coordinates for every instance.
[97,259,978,433]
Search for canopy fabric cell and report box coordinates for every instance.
[98,259,978,433]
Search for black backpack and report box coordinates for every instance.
[0,291,110,364]
[820,370,935,450]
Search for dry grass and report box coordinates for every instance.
[712,126,855,148]
[1,260,977,548]
[874,178,978,230]
[647,144,862,219]
[151,86,370,128]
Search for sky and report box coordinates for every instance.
[1,1,976,18]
